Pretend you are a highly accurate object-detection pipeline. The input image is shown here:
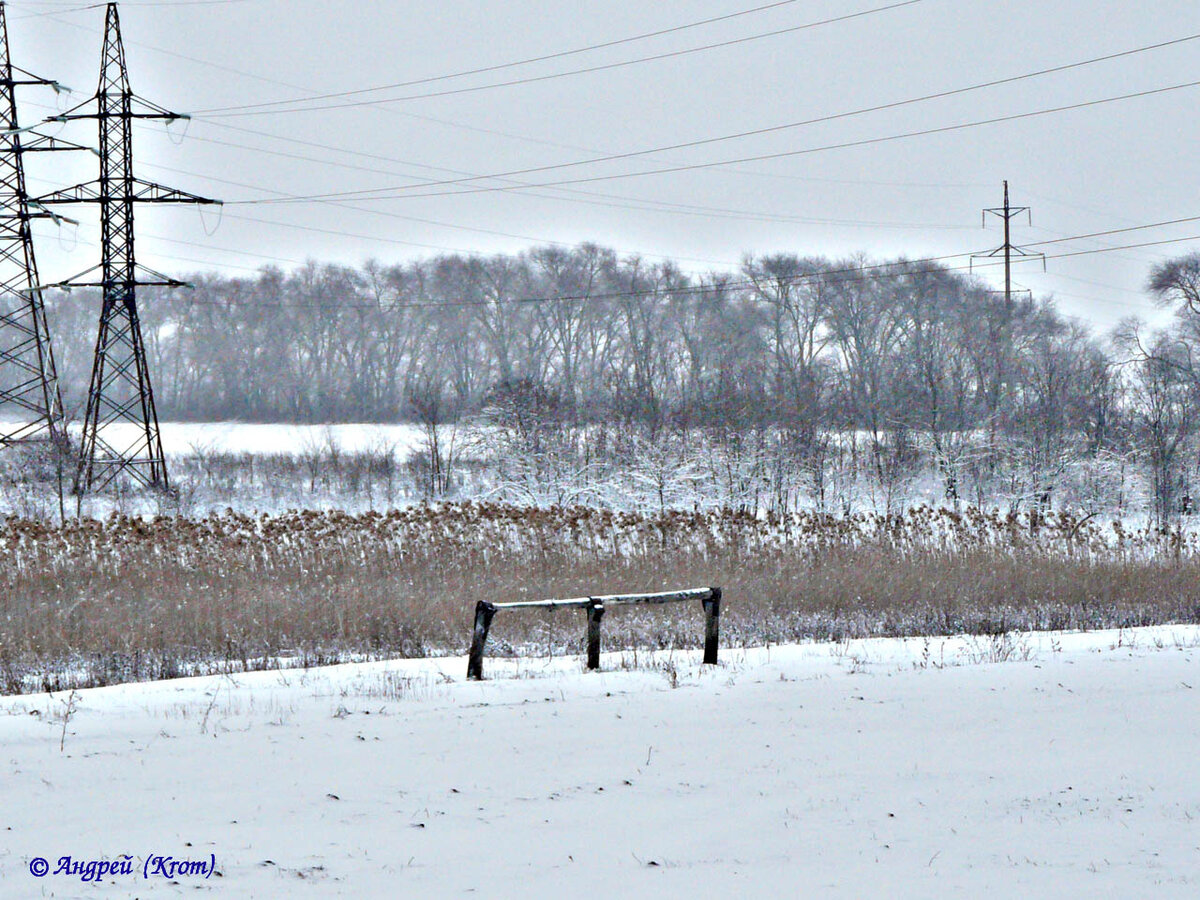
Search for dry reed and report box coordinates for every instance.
[2,503,1198,694]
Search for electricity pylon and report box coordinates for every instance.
[972,180,1045,308]
[0,2,84,450]
[971,181,1046,467]
[35,3,219,492]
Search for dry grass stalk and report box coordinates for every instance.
[2,503,1198,694]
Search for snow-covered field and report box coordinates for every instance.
[102,421,428,458]
[0,419,429,457]
[2,627,1198,898]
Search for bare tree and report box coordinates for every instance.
[1148,253,1200,315]
[1116,323,1196,527]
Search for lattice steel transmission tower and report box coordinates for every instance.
[0,2,83,450]
[36,2,219,491]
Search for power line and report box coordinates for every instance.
[131,153,967,234]
[15,0,250,7]
[32,0,807,97]
[195,0,924,117]
[23,102,964,271]
[126,29,1200,219]
[13,5,962,231]
[1046,235,1200,262]
[1025,215,1200,250]
[10,5,102,21]
[234,76,1200,205]
[112,218,1200,312]
[35,234,270,273]
[24,2,1194,258]
[1034,271,1154,301]
[162,29,1200,215]
[1027,224,1169,268]
[40,172,1200,301]
[21,139,751,269]
[32,214,308,269]
[197,27,1200,157]
[188,112,985,192]
[37,234,1170,320]
[133,117,975,230]
[20,8,1192,315]
[190,0,809,112]
[31,1,973,194]
[27,0,960,215]
[43,204,1200,305]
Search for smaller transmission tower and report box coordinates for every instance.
[35,3,219,492]
[0,1,85,449]
[972,180,1045,308]
[971,181,1046,465]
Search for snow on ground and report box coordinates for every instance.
[0,419,430,458]
[106,421,428,458]
[2,627,1199,898]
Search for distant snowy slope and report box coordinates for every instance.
[112,421,428,458]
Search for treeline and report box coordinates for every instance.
[38,244,1200,523]
[44,244,1107,426]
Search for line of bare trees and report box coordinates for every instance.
[37,244,1200,523]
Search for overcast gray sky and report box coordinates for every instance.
[8,0,1200,330]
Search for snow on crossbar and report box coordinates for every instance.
[466,587,722,680]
